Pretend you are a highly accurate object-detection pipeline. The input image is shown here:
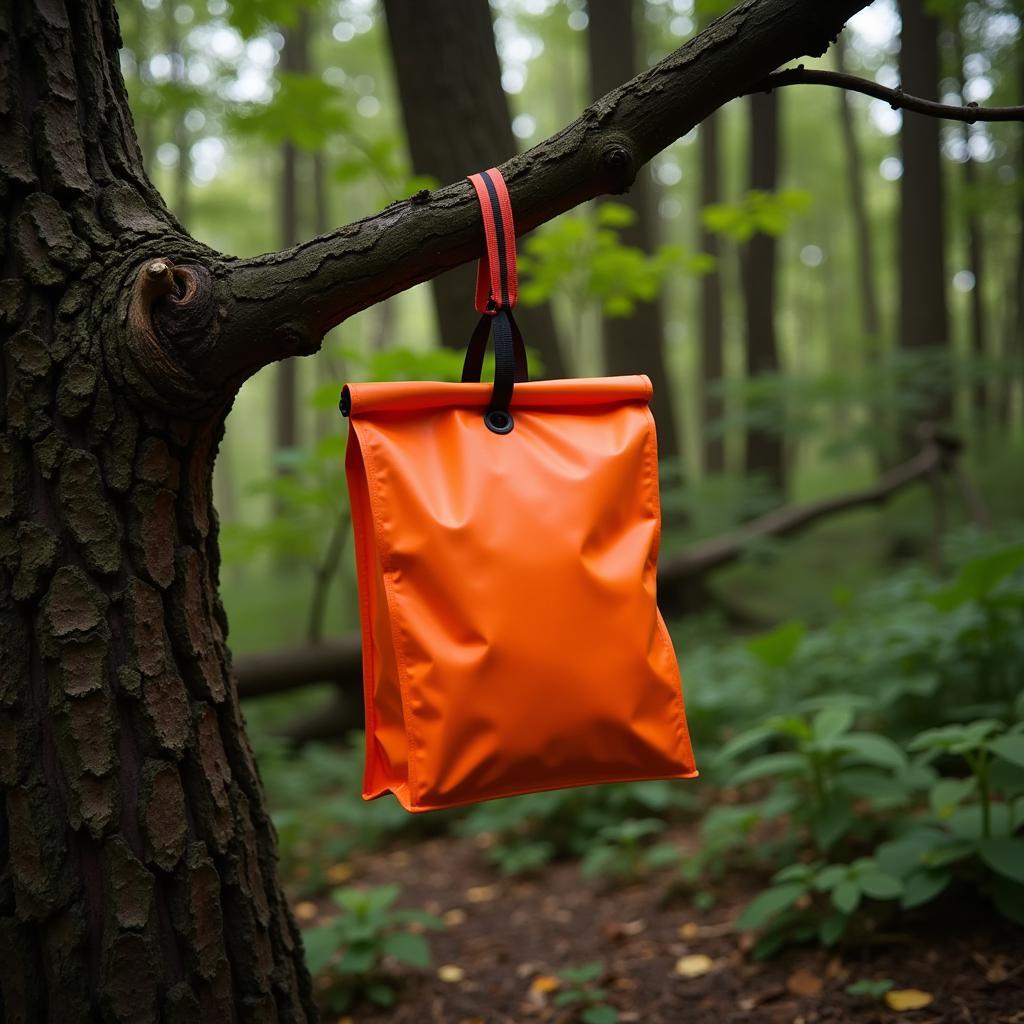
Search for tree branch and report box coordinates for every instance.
[751,65,1024,122]
[160,0,869,389]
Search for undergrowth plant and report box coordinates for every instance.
[302,884,444,1012]
[552,963,620,1024]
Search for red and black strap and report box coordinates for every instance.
[462,167,528,432]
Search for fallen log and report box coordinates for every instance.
[234,433,961,703]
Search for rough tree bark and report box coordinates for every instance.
[742,88,787,495]
[587,0,681,460]
[0,1,318,1020]
[0,0,882,1016]
[898,0,951,428]
[382,0,566,378]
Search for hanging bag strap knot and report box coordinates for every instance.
[462,167,528,433]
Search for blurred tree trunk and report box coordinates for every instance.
[587,0,680,460]
[699,111,726,474]
[953,31,988,428]
[1011,43,1024,428]
[836,33,881,343]
[742,89,786,496]
[275,12,310,476]
[165,4,190,225]
[0,0,316,1017]
[383,0,566,378]
[898,0,950,435]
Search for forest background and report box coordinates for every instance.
[112,0,1024,1018]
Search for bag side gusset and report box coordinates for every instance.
[345,417,417,809]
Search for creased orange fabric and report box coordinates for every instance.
[344,375,697,812]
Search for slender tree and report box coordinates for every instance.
[835,32,881,343]
[898,0,951,428]
[742,88,787,495]
[0,0,999,1015]
[165,2,190,226]
[587,0,680,459]
[274,11,311,473]
[698,111,726,474]
[382,0,566,377]
[954,29,989,426]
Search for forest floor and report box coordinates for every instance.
[296,828,1024,1024]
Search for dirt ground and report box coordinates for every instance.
[299,831,1024,1024]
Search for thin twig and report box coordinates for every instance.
[752,66,1024,123]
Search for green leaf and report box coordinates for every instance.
[901,868,951,909]
[337,942,377,975]
[737,883,805,930]
[978,838,1024,883]
[812,802,855,852]
[732,752,808,786]
[833,733,907,771]
[381,931,431,969]
[992,877,1024,925]
[988,734,1024,770]
[366,982,396,1007]
[559,962,604,985]
[831,880,861,915]
[929,777,977,817]
[857,871,904,901]
[301,925,339,976]
[717,726,774,762]
[928,545,1024,611]
[813,704,855,742]
[846,978,895,1000]
[582,1005,620,1024]
[746,621,806,668]
[818,913,847,946]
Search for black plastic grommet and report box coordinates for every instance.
[339,386,351,417]
[484,409,514,435]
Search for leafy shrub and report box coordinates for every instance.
[706,537,1024,953]
[552,963,619,1024]
[459,780,693,876]
[302,885,444,1012]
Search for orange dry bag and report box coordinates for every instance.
[341,168,697,812]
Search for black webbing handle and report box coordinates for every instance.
[464,168,528,433]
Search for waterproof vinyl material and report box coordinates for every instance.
[344,375,697,812]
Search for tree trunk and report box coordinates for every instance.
[275,13,310,472]
[382,0,567,378]
[898,0,950,430]
[954,34,988,428]
[0,0,882,1012]
[835,33,881,342]
[0,2,316,1018]
[1009,43,1024,428]
[586,0,681,460]
[165,4,190,227]
[699,110,726,475]
[742,89,787,495]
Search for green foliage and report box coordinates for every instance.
[702,537,1024,953]
[518,202,712,317]
[458,779,693,877]
[302,884,444,1012]
[255,738,427,893]
[553,963,619,1024]
[701,189,812,242]
[846,978,895,1001]
[580,818,666,881]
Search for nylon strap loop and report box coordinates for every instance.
[468,168,518,314]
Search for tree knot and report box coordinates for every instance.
[126,259,219,410]
[597,138,637,193]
